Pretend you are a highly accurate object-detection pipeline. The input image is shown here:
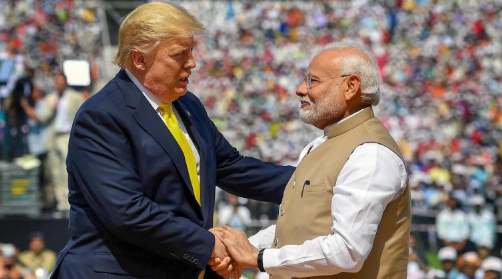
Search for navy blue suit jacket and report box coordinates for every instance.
[50,70,295,279]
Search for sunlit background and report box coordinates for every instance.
[1,0,502,278]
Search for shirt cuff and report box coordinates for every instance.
[263,248,281,271]
[249,235,259,249]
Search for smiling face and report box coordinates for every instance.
[132,36,197,103]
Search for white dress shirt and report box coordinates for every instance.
[249,110,408,277]
[124,69,201,180]
[54,92,72,133]
[436,207,470,243]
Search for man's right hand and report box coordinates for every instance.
[211,226,258,269]
[209,229,242,279]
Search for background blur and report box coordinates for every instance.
[1,0,502,278]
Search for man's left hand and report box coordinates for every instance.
[209,228,243,279]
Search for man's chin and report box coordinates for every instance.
[299,111,316,125]
[175,88,188,96]
[299,108,313,117]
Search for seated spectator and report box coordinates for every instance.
[436,195,471,253]
[0,243,35,279]
[0,243,17,272]
[467,195,496,250]
[476,239,493,261]
[0,248,8,279]
[481,257,502,279]
[16,233,56,275]
[458,252,482,279]
[438,246,468,279]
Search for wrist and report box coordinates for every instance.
[257,248,265,272]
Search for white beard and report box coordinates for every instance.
[299,92,342,126]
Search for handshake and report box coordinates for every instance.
[208,225,261,279]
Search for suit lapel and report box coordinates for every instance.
[132,97,195,198]
[174,100,209,221]
[114,71,194,199]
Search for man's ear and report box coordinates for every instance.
[345,75,361,101]
[131,51,147,71]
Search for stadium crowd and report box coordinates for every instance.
[1,0,502,278]
[0,234,56,279]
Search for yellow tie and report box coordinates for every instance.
[159,103,201,206]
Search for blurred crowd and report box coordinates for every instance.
[409,234,502,279]
[1,0,502,278]
[183,1,502,278]
[182,0,502,216]
[0,0,101,218]
[0,0,103,98]
[0,234,56,279]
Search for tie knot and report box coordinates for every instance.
[158,103,173,115]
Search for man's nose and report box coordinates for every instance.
[296,81,308,97]
[185,55,196,69]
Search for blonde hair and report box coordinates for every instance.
[113,1,205,68]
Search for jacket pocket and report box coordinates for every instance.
[303,183,326,193]
[93,253,153,277]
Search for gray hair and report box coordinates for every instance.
[320,41,380,106]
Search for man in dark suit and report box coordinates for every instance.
[49,2,294,279]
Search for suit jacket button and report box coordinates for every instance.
[280,209,285,216]
[273,238,278,246]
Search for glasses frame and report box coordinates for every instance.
[303,74,351,89]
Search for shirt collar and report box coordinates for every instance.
[323,108,367,136]
[124,68,162,110]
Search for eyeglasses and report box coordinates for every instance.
[303,74,351,89]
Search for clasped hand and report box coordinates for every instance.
[209,226,259,279]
